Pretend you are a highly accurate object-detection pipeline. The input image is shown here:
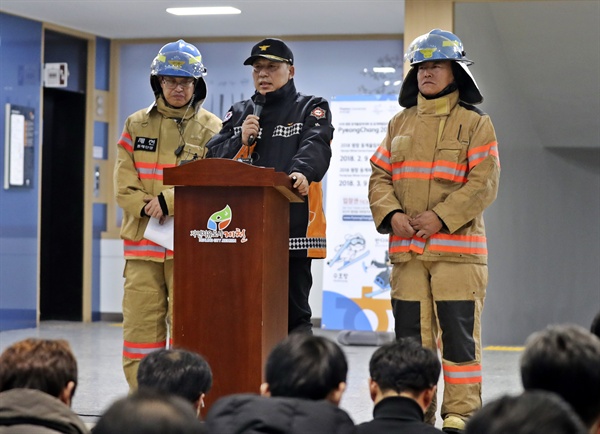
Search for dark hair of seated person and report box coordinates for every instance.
[465,390,587,434]
[264,333,348,401]
[0,338,77,399]
[520,323,600,428]
[92,389,206,434]
[137,348,212,405]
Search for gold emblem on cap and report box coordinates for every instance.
[259,45,270,52]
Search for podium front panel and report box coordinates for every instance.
[171,185,289,408]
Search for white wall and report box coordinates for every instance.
[309,260,324,318]
[100,239,124,314]
[456,3,600,345]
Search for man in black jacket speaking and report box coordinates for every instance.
[206,38,334,334]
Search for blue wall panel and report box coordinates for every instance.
[95,37,110,91]
[0,13,43,330]
[94,121,109,160]
[92,37,111,321]
[92,203,107,321]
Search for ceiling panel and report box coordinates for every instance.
[0,0,405,40]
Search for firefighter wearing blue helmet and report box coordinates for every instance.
[114,40,221,390]
[369,29,500,433]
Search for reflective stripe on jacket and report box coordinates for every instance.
[123,239,173,260]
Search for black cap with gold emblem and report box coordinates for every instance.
[243,38,294,66]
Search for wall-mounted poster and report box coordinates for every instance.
[4,104,35,189]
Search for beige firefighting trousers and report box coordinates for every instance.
[391,259,486,424]
[122,259,173,390]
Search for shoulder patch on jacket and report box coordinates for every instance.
[223,111,233,122]
[310,107,327,120]
[134,137,158,152]
[459,101,486,116]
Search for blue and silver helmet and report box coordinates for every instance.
[150,39,208,105]
[404,29,473,66]
[399,29,482,108]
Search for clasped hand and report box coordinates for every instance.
[391,210,443,239]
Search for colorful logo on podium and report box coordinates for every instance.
[207,205,232,231]
[190,204,248,244]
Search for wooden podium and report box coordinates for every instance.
[163,158,302,409]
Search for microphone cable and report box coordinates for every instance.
[173,90,197,161]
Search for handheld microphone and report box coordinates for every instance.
[247,93,266,146]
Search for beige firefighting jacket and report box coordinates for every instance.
[369,90,500,264]
[114,97,221,260]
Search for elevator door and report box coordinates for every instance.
[40,30,87,321]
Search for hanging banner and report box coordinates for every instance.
[322,95,402,332]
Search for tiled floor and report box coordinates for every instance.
[0,321,523,428]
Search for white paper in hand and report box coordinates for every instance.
[144,216,174,251]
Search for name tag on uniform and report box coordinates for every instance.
[134,137,158,152]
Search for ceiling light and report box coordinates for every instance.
[166,7,241,16]
[372,67,395,74]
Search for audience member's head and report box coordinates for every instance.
[93,389,206,434]
[591,311,600,339]
[465,391,587,434]
[0,338,78,406]
[368,337,440,411]
[520,324,600,431]
[261,333,348,405]
[137,348,212,416]
[205,393,356,434]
